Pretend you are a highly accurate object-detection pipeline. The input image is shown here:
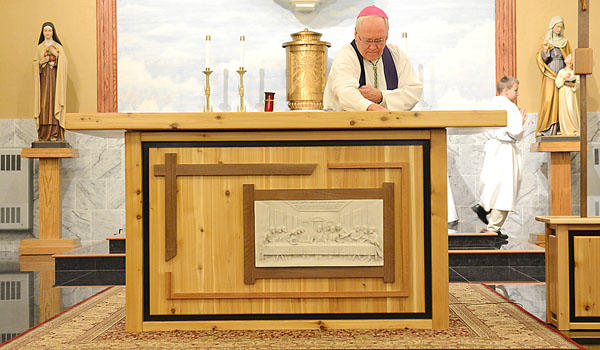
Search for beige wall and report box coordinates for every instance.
[517,1,599,113]
[0,0,97,118]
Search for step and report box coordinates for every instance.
[449,236,545,283]
[448,232,499,249]
[53,241,125,287]
[106,235,125,254]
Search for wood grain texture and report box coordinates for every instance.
[429,129,449,329]
[18,238,81,255]
[573,236,600,317]
[579,0,589,217]
[21,148,79,158]
[140,130,432,142]
[164,153,177,261]
[328,162,406,169]
[535,216,600,225]
[125,132,143,332]
[495,0,516,81]
[154,163,317,176]
[167,273,407,299]
[530,142,581,152]
[147,143,424,318]
[38,158,62,239]
[65,110,506,130]
[549,152,572,216]
[96,0,118,112]
[142,319,433,331]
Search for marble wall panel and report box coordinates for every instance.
[90,149,122,180]
[106,179,125,210]
[449,175,479,207]
[521,205,547,235]
[0,119,14,146]
[458,143,484,176]
[13,119,36,147]
[91,209,124,239]
[516,174,538,206]
[62,149,90,180]
[62,210,92,241]
[61,180,76,211]
[75,180,107,210]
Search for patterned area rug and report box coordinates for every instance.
[1,284,582,349]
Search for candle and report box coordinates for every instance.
[240,35,245,68]
[402,32,408,53]
[205,35,211,69]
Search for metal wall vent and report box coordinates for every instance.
[1,333,20,343]
[0,149,32,231]
[0,281,21,301]
[0,207,21,224]
[0,154,21,171]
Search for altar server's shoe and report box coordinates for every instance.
[471,204,489,225]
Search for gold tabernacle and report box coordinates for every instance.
[282,28,331,110]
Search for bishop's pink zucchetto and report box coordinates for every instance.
[357,5,388,19]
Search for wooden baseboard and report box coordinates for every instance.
[19,238,81,255]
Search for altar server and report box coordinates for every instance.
[472,76,528,238]
[323,6,422,111]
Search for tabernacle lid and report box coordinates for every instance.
[282,28,331,47]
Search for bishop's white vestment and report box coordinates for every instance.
[323,43,422,111]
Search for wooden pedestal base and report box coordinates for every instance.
[20,147,79,252]
[19,238,81,255]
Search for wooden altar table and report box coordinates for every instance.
[66,110,505,332]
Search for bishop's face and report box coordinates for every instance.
[355,17,388,62]
[43,26,53,40]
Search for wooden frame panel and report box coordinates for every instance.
[125,132,143,332]
[144,138,429,321]
[242,183,396,284]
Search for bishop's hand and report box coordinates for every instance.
[359,85,383,104]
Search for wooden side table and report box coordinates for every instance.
[536,216,600,330]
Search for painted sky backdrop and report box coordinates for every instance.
[117,0,495,112]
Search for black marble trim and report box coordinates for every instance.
[569,230,600,323]
[142,138,432,322]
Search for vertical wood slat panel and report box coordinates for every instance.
[495,0,516,82]
[125,132,143,332]
[96,0,118,112]
[164,153,178,261]
[578,1,589,216]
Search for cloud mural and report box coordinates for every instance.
[117,0,495,112]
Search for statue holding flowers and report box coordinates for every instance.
[33,22,67,142]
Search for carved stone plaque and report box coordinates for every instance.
[255,200,384,267]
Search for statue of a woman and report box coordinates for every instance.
[555,54,580,136]
[535,16,572,136]
[33,22,67,142]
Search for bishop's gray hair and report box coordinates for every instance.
[355,15,389,33]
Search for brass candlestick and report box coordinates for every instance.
[237,67,246,112]
[203,68,213,112]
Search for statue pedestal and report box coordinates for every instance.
[530,140,580,215]
[19,148,81,255]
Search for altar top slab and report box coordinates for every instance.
[65,110,506,131]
